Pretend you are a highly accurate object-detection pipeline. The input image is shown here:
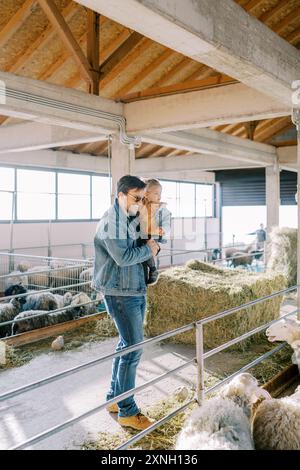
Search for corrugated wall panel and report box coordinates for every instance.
[215,169,296,206]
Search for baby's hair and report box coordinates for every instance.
[144,178,162,189]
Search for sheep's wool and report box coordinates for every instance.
[253,395,300,450]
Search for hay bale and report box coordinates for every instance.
[186,259,224,274]
[267,227,296,287]
[145,261,286,350]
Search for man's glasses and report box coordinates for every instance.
[127,193,143,203]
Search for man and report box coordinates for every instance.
[249,223,266,250]
[92,175,159,431]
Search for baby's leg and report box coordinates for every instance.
[142,260,149,284]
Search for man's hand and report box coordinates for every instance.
[147,239,160,257]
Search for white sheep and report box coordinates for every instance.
[53,292,73,309]
[266,317,300,370]
[69,292,97,317]
[16,263,31,273]
[0,299,22,337]
[50,265,84,289]
[175,373,271,450]
[79,267,93,293]
[4,270,29,290]
[27,266,50,288]
[252,385,300,450]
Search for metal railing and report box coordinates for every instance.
[0,237,256,267]
[157,248,265,272]
[0,252,93,293]
[0,284,296,450]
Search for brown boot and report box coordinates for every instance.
[106,403,119,413]
[118,412,155,430]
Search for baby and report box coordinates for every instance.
[138,178,171,285]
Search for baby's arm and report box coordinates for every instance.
[139,203,161,237]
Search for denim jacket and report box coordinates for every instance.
[92,199,152,296]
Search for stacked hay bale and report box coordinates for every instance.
[266,227,297,287]
[145,260,286,350]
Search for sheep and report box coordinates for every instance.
[175,373,271,450]
[249,249,264,261]
[16,263,31,273]
[49,265,84,289]
[11,292,95,335]
[225,244,254,267]
[12,308,75,335]
[4,285,27,307]
[0,299,22,338]
[211,248,221,261]
[266,317,300,370]
[22,292,58,312]
[4,270,29,290]
[53,292,73,309]
[69,292,97,318]
[225,244,252,260]
[230,253,254,269]
[27,265,50,288]
[79,267,93,293]
[12,310,52,334]
[252,385,300,450]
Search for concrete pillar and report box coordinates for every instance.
[110,135,135,202]
[266,164,280,234]
[214,182,222,250]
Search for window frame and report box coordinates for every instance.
[0,165,216,223]
[160,178,215,219]
[0,164,110,224]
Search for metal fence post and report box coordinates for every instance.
[195,322,205,406]
[82,244,87,260]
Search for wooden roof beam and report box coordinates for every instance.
[113,48,174,98]
[151,57,192,88]
[272,6,300,35]
[74,0,300,106]
[38,0,94,85]
[285,26,300,45]
[0,0,35,47]
[259,0,291,24]
[120,75,237,102]
[99,32,145,86]
[243,0,265,11]
[87,9,100,95]
[255,117,293,142]
[6,2,77,74]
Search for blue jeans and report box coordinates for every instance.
[103,295,146,417]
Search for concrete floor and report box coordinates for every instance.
[0,339,198,450]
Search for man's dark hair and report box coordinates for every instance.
[117,175,146,194]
